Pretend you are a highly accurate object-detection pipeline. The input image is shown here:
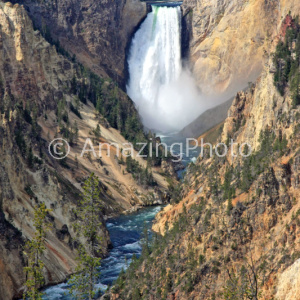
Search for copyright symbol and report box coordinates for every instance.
[48,138,70,160]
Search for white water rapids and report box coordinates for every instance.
[127,5,204,133]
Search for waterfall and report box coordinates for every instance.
[127,5,203,133]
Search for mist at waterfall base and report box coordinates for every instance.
[127,5,211,134]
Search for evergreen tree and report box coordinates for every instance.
[223,166,235,201]
[59,143,68,168]
[291,72,300,106]
[96,95,103,115]
[27,147,34,168]
[141,223,150,258]
[273,17,300,100]
[23,203,52,300]
[75,155,79,169]
[73,121,79,145]
[69,173,103,300]
[71,75,77,94]
[94,124,101,139]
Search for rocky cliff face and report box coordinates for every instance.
[9,0,300,100]
[0,211,25,300]
[107,13,300,300]
[182,0,300,97]
[0,3,104,298]
[0,2,168,299]
[10,0,147,88]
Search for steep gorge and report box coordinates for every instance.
[0,2,170,299]
[106,13,300,300]
[1,0,300,299]
[9,0,148,89]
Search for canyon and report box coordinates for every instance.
[182,0,300,96]
[0,0,300,299]
[107,13,300,299]
[0,2,169,299]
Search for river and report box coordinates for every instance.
[43,206,162,299]
[160,135,201,178]
[44,2,201,297]
[43,133,198,298]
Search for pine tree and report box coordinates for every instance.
[59,143,68,168]
[27,147,34,168]
[75,155,79,169]
[74,121,79,145]
[69,173,103,300]
[71,76,77,95]
[227,198,233,215]
[94,124,101,139]
[23,203,52,300]
[96,95,103,115]
[141,223,150,258]
[291,72,300,106]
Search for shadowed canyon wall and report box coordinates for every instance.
[13,0,148,89]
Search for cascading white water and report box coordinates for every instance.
[127,5,204,133]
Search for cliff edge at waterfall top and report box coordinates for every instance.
[127,4,208,134]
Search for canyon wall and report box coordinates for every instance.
[107,13,300,300]
[13,0,147,88]
[0,2,168,298]
[182,0,300,97]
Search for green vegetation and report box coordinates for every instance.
[70,69,148,147]
[126,156,156,187]
[39,22,74,61]
[69,102,82,119]
[273,16,300,105]
[69,173,103,300]
[23,203,52,300]
[223,254,266,300]
[167,178,182,204]
[14,103,44,168]
[238,128,287,192]
[69,65,168,166]
[222,166,235,202]
[93,124,101,139]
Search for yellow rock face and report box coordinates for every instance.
[183,0,300,97]
[276,259,300,300]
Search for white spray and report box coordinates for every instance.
[127,5,208,133]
